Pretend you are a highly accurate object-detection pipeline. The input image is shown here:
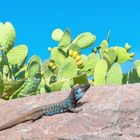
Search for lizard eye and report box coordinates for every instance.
[75,91,79,94]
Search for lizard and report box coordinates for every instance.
[0,83,90,131]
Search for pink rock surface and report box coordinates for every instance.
[0,84,140,140]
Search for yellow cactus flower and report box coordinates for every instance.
[69,50,73,56]
[72,51,78,58]
[75,55,81,62]
[52,65,56,70]
[77,60,83,65]
[49,62,53,67]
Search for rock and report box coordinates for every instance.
[0,84,140,140]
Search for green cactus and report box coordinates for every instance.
[103,48,117,65]
[57,57,78,81]
[6,45,28,71]
[122,73,128,84]
[0,22,16,53]
[61,80,72,91]
[94,60,108,85]
[81,53,100,76]
[100,40,108,56]
[42,62,54,84]
[58,29,72,49]
[134,60,140,77]
[51,47,66,67]
[27,55,42,77]
[52,28,64,42]
[105,63,123,85]
[0,22,3,29]
[10,73,42,99]
[127,68,140,83]
[9,55,42,99]
[125,43,131,52]
[0,76,4,97]
[112,46,134,63]
[49,81,64,92]
[72,32,96,49]
[73,73,88,84]
[2,79,24,99]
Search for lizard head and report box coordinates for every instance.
[71,84,90,101]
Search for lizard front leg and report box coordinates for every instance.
[68,107,82,113]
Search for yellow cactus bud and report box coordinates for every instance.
[77,60,83,65]
[49,62,53,67]
[69,50,73,56]
[72,51,78,58]
[75,55,81,62]
[52,65,56,70]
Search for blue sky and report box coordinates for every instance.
[0,0,140,72]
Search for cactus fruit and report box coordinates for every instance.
[72,51,78,58]
[75,55,81,62]
[76,60,83,66]
[69,50,73,56]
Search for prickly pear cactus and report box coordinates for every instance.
[6,45,28,71]
[10,73,42,99]
[103,48,117,65]
[113,46,134,63]
[57,57,78,80]
[51,47,66,67]
[72,32,96,49]
[0,76,4,97]
[105,63,123,85]
[73,74,88,84]
[0,22,16,53]
[100,40,108,56]
[94,60,108,85]
[58,29,72,49]
[10,55,42,99]
[81,53,100,76]
[2,79,24,99]
[52,28,64,42]
[134,60,140,77]
[127,68,140,83]
[27,55,42,77]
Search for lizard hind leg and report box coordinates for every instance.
[28,110,43,122]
